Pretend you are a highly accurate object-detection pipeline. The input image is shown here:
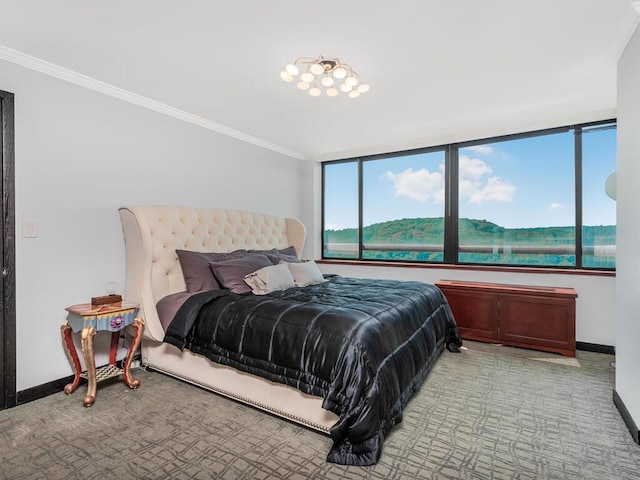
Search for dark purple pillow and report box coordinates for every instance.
[209,254,273,294]
[248,246,297,256]
[249,246,301,264]
[176,249,248,292]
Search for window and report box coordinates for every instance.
[322,120,616,270]
[458,130,575,267]
[581,123,616,268]
[362,149,446,262]
[323,161,359,259]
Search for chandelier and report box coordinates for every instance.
[280,55,370,98]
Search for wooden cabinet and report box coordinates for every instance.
[435,280,577,357]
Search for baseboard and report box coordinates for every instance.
[613,389,640,444]
[16,374,77,405]
[576,342,615,355]
[15,356,142,407]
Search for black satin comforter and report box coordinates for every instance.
[164,276,462,466]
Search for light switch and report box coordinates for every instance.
[22,220,38,238]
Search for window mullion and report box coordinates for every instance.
[575,128,583,269]
[444,145,459,264]
[358,159,363,260]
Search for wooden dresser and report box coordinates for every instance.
[436,280,577,357]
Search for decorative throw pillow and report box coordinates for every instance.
[176,249,248,292]
[209,254,273,294]
[244,263,296,295]
[287,260,325,287]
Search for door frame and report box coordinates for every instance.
[1,89,16,409]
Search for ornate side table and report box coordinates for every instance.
[61,301,145,407]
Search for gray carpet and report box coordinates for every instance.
[0,341,638,479]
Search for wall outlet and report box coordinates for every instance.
[22,220,38,238]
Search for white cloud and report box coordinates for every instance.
[459,155,493,180]
[462,145,494,156]
[383,168,444,203]
[459,155,515,205]
[548,202,564,210]
[383,155,515,206]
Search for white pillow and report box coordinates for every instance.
[287,260,325,287]
[243,263,295,295]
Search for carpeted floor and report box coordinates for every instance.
[0,341,638,479]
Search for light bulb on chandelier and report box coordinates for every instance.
[280,55,369,98]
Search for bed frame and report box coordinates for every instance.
[119,206,339,432]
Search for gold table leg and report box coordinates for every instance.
[81,326,97,407]
[60,322,82,395]
[123,317,145,389]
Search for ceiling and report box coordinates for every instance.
[0,1,638,161]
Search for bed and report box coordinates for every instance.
[119,205,462,466]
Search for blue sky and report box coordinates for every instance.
[324,126,616,230]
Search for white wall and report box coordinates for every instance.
[0,59,303,391]
[616,22,640,431]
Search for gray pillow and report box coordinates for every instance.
[287,260,325,287]
[209,254,273,294]
[244,263,296,295]
[176,249,248,292]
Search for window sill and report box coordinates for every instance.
[317,259,615,277]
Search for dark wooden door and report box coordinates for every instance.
[0,89,16,409]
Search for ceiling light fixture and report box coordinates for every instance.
[280,55,370,98]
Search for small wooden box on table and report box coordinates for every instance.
[61,301,145,407]
[436,280,577,357]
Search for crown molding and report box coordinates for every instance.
[0,44,305,160]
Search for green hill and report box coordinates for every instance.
[324,217,616,267]
[325,217,441,244]
[325,217,616,245]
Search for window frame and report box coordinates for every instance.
[321,119,616,272]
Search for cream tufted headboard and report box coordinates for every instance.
[119,206,306,341]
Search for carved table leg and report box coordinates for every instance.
[60,322,82,395]
[123,317,145,389]
[81,326,97,407]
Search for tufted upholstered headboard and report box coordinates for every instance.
[119,206,306,341]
